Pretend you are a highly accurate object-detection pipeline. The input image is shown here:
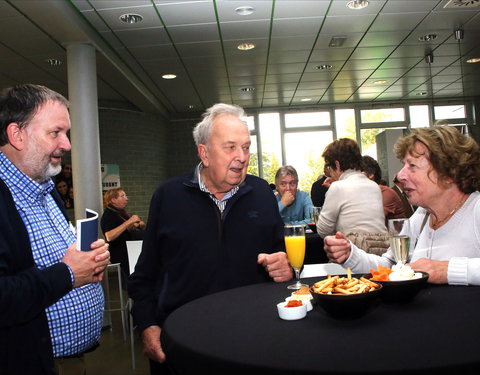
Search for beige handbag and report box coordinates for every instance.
[345,231,390,256]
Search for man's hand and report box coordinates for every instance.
[62,239,110,287]
[141,325,166,363]
[323,232,351,264]
[280,191,295,207]
[258,252,293,282]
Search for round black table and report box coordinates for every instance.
[162,278,480,375]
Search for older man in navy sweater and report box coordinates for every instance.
[129,103,293,375]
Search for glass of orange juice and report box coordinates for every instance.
[284,224,307,290]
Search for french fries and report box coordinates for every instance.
[312,268,380,295]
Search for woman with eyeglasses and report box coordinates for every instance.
[101,188,145,284]
[274,165,314,225]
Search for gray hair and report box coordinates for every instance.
[193,103,246,146]
[275,165,299,183]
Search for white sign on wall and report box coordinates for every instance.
[101,164,121,191]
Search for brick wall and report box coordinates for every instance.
[99,108,169,221]
[167,116,201,177]
[63,108,203,223]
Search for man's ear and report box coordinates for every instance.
[198,144,208,166]
[6,122,25,151]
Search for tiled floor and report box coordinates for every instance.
[79,274,150,375]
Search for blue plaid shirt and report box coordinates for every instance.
[0,152,104,357]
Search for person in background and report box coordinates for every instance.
[101,188,145,283]
[56,179,73,209]
[317,139,388,254]
[56,163,72,188]
[324,126,480,285]
[392,174,415,218]
[274,165,314,225]
[361,155,406,223]
[310,173,329,207]
[68,185,74,209]
[0,84,110,375]
[128,103,292,375]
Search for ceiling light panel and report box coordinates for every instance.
[235,6,255,16]
[154,1,216,25]
[119,13,143,24]
[94,6,158,30]
[347,1,370,10]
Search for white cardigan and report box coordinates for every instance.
[316,169,387,238]
[344,191,480,285]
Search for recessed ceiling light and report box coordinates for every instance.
[235,6,255,16]
[162,74,177,80]
[418,34,437,42]
[240,87,255,92]
[119,13,143,24]
[315,64,333,70]
[373,80,387,85]
[237,43,255,51]
[45,58,62,66]
[346,0,369,10]
[301,98,312,102]
[416,91,428,96]
[466,57,480,63]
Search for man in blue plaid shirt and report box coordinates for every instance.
[0,84,110,375]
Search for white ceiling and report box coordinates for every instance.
[1,0,480,117]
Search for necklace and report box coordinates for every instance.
[431,194,468,230]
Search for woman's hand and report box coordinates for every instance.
[409,258,448,284]
[323,232,351,264]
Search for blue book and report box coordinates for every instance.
[76,208,99,251]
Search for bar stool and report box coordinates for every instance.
[103,263,129,341]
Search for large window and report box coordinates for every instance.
[409,105,429,128]
[247,100,473,191]
[335,109,355,139]
[285,112,330,128]
[284,131,333,192]
[360,108,405,123]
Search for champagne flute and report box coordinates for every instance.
[310,206,322,225]
[388,218,410,264]
[284,224,307,290]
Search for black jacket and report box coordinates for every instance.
[129,172,285,330]
[0,178,72,375]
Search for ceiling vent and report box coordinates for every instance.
[444,0,480,8]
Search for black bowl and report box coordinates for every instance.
[365,271,429,303]
[310,275,382,319]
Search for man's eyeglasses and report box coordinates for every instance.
[278,181,298,188]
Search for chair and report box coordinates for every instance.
[126,240,143,369]
[103,263,129,340]
[300,263,347,278]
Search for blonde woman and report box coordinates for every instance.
[101,188,145,279]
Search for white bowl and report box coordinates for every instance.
[286,295,313,311]
[276,301,307,320]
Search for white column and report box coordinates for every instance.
[66,43,103,222]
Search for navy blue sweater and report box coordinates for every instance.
[128,172,285,329]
